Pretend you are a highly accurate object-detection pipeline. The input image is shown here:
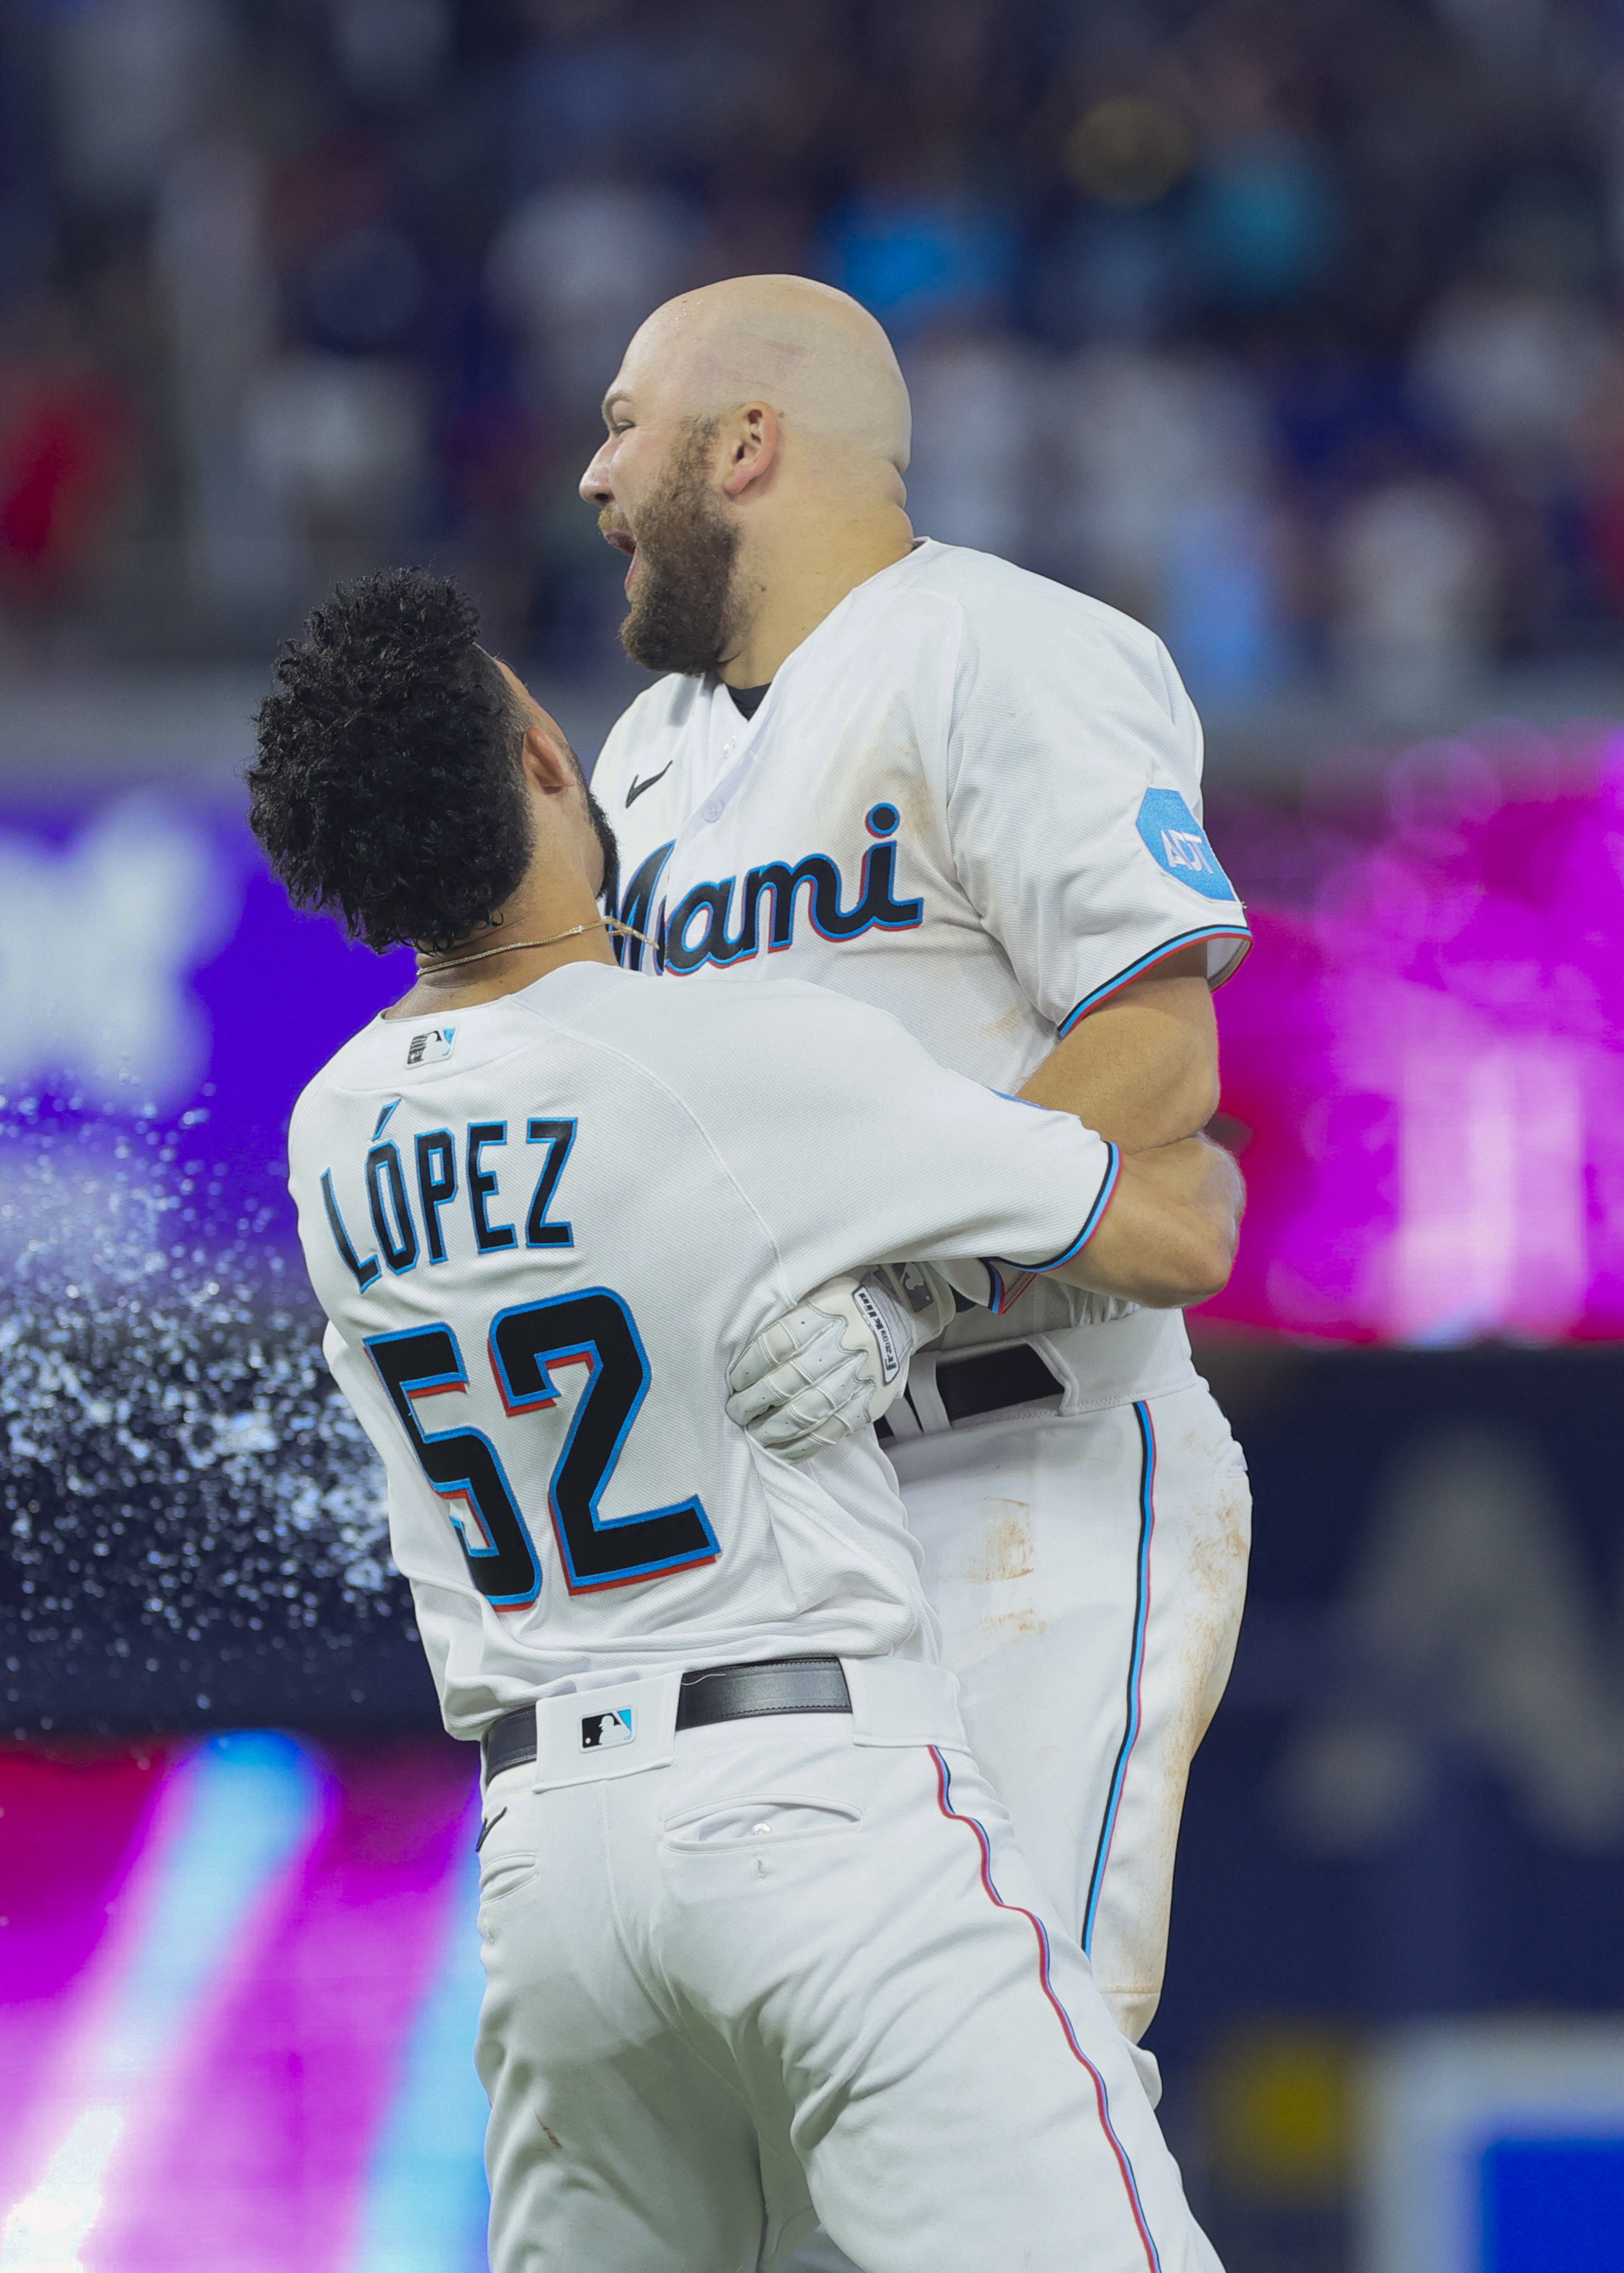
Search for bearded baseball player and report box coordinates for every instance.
[581,278,1253,2150]
[252,569,1238,2272]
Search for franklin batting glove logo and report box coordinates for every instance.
[851,1281,902,1384]
[580,1707,635,1751]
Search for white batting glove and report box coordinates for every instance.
[727,1263,959,1461]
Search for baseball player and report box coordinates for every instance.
[580,278,1253,2116]
[253,569,1237,2273]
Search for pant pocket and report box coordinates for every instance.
[661,1796,862,1850]
[479,1850,540,1903]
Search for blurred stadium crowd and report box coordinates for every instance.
[6,0,1624,704]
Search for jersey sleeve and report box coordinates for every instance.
[651,983,1118,1307]
[943,579,1250,1036]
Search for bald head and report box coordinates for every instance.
[581,276,918,685]
[617,276,911,476]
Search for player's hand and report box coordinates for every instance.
[726,1264,957,1461]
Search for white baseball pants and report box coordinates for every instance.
[893,1374,1252,2047]
[474,1663,1224,2273]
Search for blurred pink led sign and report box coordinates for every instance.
[3,733,1624,1349]
[1205,731,1624,1344]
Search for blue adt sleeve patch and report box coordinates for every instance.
[1135,789,1237,902]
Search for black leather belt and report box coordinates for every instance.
[482,1656,852,1781]
[878,1340,1064,1439]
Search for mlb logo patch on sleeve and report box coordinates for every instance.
[405,1026,456,1067]
[1135,789,1238,902]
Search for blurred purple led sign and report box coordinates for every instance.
[4,740,1624,1345]
[0,796,411,1223]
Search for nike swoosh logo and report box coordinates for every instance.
[626,764,672,807]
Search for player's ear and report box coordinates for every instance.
[720,403,780,500]
[522,722,578,796]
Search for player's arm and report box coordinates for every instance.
[943,599,1245,1150]
[727,1125,1242,1459]
[1045,1132,1242,1309]
[1018,944,1219,1147]
[725,1127,1241,1459]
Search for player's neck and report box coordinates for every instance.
[383,867,616,1022]
[717,502,913,688]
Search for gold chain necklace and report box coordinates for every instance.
[416,916,650,975]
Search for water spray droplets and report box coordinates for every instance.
[0,1119,394,1673]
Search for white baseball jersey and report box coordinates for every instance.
[594,538,1249,1374]
[288,961,1117,1738]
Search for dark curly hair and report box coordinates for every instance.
[247,569,532,953]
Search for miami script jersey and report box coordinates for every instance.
[289,962,1117,1737]
[593,539,1250,1382]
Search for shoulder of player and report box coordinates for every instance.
[285,988,707,1192]
[590,671,704,793]
[902,546,1171,693]
[288,995,563,1147]
[514,975,907,1236]
[287,1024,386,1142]
[908,541,1174,672]
[571,968,907,1076]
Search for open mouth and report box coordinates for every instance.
[603,526,638,593]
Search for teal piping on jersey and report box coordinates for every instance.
[1027,1141,1121,1270]
[984,1142,1121,1304]
[1057,926,1252,1038]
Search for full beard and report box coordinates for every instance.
[616,421,743,677]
